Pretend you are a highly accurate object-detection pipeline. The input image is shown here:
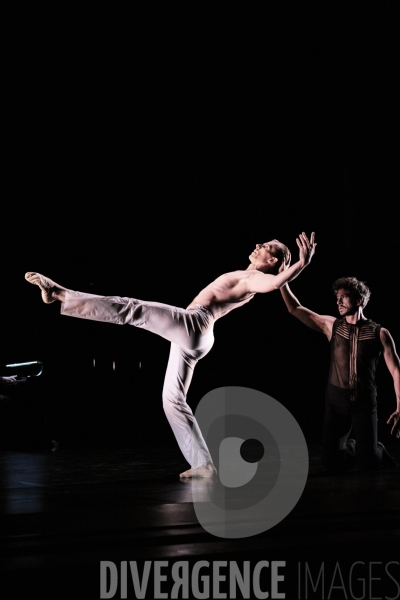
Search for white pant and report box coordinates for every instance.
[61,290,215,468]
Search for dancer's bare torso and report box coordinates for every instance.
[186,269,270,320]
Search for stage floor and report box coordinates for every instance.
[1,443,400,599]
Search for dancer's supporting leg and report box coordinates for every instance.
[321,403,354,472]
[163,342,216,476]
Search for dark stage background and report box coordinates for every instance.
[2,4,398,453]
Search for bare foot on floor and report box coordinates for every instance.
[179,462,217,479]
[25,272,66,303]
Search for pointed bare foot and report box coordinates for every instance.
[25,272,66,304]
[179,462,217,478]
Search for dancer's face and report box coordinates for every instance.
[249,242,277,268]
[336,288,361,316]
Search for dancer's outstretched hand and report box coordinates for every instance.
[297,231,317,267]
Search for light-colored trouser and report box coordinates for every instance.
[61,290,215,468]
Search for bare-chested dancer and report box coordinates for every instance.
[25,232,316,478]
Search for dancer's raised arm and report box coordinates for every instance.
[248,232,316,294]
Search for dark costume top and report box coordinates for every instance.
[325,318,382,412]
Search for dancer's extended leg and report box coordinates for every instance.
[60,289,215,351]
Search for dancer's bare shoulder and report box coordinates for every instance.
[195,270,255,301]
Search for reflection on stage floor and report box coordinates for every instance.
[1,442,400,599]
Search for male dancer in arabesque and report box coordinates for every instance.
[25,232,316,478]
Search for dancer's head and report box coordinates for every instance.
[249,239,291,274]
[332,276,371,315]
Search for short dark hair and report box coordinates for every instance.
[332,277,371,308]
[269,239,291,273]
